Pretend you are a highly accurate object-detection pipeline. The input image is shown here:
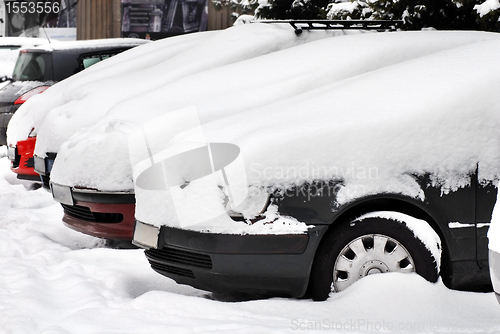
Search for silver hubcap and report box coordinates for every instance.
[333,234,415,292]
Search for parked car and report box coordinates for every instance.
[0,37,48,138]
[4,38,149,179]
[30,23,371,240]
[130,35,500,300]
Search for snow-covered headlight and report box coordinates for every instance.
[227,187,269,219]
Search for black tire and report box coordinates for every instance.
[308,216,439,301]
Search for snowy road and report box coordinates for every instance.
[1,150,499,334]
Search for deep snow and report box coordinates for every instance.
[1,150,500,333]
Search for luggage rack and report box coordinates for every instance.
[260,19,403,34]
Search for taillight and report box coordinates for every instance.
[14,86,50,105]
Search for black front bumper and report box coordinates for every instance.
[143,224,328,298]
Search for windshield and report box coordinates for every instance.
[12,52,53,82]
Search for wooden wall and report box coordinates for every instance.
[77,0,121,40]
[207,2,239,31]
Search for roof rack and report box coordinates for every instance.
[260,20,403,35]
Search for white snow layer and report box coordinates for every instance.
[45,30,499,194]
[133,34,500,231]
[20,29,495,233]
[8,23,348,149]
[1,154,500,333]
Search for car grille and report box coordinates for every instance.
[146,247,213,270]
[61,204,124,223]
[24,157,34,168]
[150,262,195,279]
[62,204,95,221]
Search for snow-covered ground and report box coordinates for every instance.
[1,149,499,333]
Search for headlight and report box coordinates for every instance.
[227,187,269,219]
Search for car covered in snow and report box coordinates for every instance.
[32,26,500,244]
[20,23,374,240]
[129,33,500,300]
[3,38,148,175]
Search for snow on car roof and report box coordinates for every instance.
[8,23,357,148]
[0,37,49,47]
[25,38,149,52]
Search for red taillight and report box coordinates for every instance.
[14,86,50,105]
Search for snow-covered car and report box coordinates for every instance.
[4,38,148,178]
[21,23,372,240]
[130,34,500,300]
[45,28,499,245]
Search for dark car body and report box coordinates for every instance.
[134,172,496,298]
[1,39,146,146]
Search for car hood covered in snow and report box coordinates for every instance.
[44,29,500,198]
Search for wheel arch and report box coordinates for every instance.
[320,194,452,283]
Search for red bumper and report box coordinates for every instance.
[10,137,39,179]
[62,200,136,240]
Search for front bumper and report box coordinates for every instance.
[52,183,136,240]
[489,249,500,304]
[134,221,328,298]
[9,138,40,180]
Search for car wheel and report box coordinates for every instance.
[308,215,439,301]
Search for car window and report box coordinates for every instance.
[81,53,118,69]
[12,52,53,82]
